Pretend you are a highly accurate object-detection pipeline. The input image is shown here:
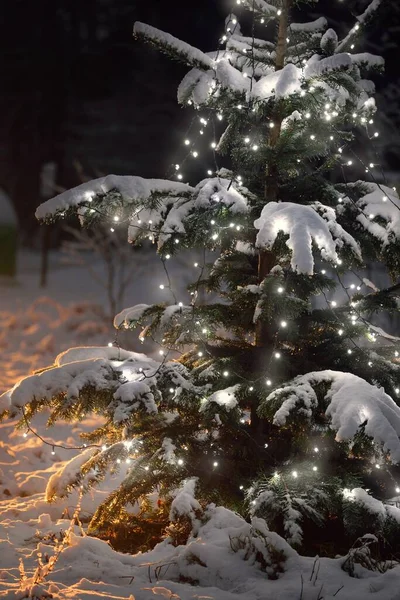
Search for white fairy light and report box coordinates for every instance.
[184,139,190,145]
[223,371,229,377]
[211,142,216,149]
[338,329,343,335]
[347,349,352,354]
[266,379,272,386]
[314,447,319,453]
[177,174,183,180]
[244,137,250,144]
[396,487,400,494]
[292,470,298,478]
[113,215,119,222]
[159,284,165,289]
[177,458,184,466]
[313,466,318,471]
[159,350,164,356]
[213,461,219,467]
[108,342,113,347]
[277,286,284,294]
[274,352,281,359]
[252,144,259,151]
[110,228,115,233]
[192,151,198,158]
[249,386,254,391]
[102,445,107,451]
[331,301,337,307]
[280,320,287,328]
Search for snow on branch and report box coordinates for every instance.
[343,183,400,247]
[261,370,400,463]
[134,22,215,71]
[200,385,240,413]
[2,358,117,415]
[240,0,278,19]
[35,175,192,221]
[304,53,352,79]
[45,447,97,501]
[336,0,382,53]
[254,202,359,275]
[128,177,249,248]
[169,478,201,522]
[289,17,327,34]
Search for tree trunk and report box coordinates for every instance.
[255,0,291,348]
[252,0,291,434]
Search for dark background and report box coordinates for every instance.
[1,0,399,240]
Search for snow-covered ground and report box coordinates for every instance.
[1,250,400,599]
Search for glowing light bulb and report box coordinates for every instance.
[277,287,284,294]
[314,447,319,453]
[338,329,343,335]
[280,320,287,328]
[244,137,250,144]
[223,371,229,377]
[331,301,337,307]
[396,487,400,494]
[211,142,216,149]
[192,151,198,158]
[266,379,272,386]
[159,284,165,289]
[177,458,184,466]
[292,470,298,478]
[177,174,183,180]
[113,215,119,222]
[249,386,254,391]
[274,352,281,359]
[184,139,190,145]
[313,466,318,471]
[252,144,258,151]
[108,342,113,347]
[213,461,219,467]
[347,349,352,354]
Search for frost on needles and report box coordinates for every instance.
[3,0,400,559]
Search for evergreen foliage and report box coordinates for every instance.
[3,0,400,558]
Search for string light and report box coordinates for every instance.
[292,470,298,478]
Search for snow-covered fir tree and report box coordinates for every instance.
[2,0,400,556]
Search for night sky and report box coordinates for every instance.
[1,0,399,237]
